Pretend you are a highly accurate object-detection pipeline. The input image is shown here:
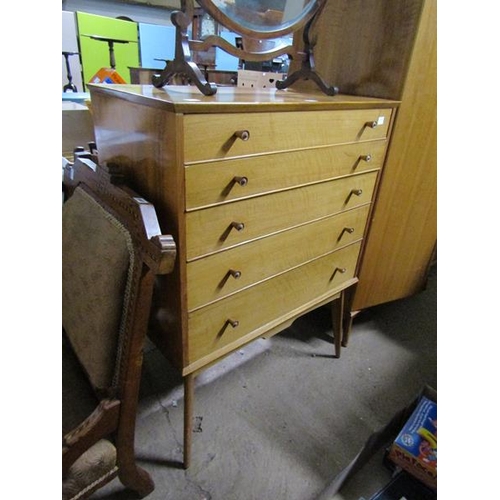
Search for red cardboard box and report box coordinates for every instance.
[387,395,437,489]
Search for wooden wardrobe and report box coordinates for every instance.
[291,0,437,312]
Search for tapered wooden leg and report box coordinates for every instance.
[342,312,355,347]
[341,283,358,348]
[183,373,194,469]
[331,291,344,358]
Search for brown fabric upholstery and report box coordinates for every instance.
[62,187,135,392]
[62,439,117,500]
[62,334,98,436]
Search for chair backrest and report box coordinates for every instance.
[63,186,134,393]
[62,152,176,398]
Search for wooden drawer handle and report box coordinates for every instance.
[220,221,245,242]
[230,221,245,232]
[360,154,372,162]
[218,269,242,288]
[234,130,250,141]
[339,227,355,241]
[217,318,240,338]
[351,189,363,196]
[228,269,242,279]
[233,176,248,186]
[364,120,378,129]
[330,266,347,281]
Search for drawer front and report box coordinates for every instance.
[188,242,362,364]
[186,205,370,311]
[183,109,393,162]
[186,171,377,260]
[185,140,387,210]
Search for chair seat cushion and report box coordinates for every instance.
[62,439,117,500]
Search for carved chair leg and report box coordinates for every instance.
[118,462,155,498]
[183,373,194,469]
[116,375,155,493]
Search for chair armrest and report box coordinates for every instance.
[151,234,177,275]
[63,399,120,476]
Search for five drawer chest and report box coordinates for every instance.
[88,84,398,467]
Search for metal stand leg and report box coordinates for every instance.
[62,51,79,93]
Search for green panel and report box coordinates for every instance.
[76,12,139,89]
[77,12,138,41]
[79,36,139,88]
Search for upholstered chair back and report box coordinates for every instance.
[62,186,134,395]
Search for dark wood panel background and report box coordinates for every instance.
[290,0,425,100]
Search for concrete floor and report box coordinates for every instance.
[88,267,437,500]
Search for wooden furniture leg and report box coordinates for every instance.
[331,291,345,358]
[341,283,359,348]
[183,373,194,469]
[342,311,356,347]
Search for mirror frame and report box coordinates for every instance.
[152,0,337,96]
[197,0,327,39]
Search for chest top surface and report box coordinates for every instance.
[88,84,399,114]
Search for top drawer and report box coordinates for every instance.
[183,108,393,163]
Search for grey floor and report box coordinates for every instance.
[89,266,437,500]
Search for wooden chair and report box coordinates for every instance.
[62,151,176,500]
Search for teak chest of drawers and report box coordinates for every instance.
[89,84,398,467]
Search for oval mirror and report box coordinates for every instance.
[152,0,336,96]
[197,0,326,38]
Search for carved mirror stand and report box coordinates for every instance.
[152,0,338,96]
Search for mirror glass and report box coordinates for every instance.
[199,0,322,37]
